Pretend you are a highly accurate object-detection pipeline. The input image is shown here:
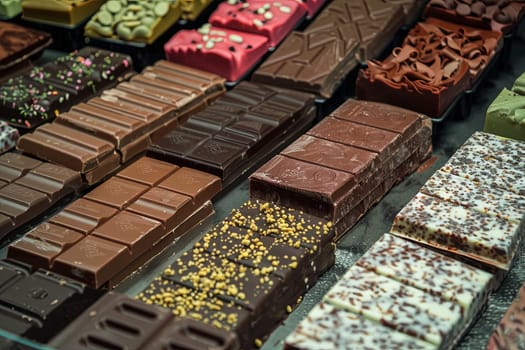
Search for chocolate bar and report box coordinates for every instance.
[485,73,525,141]
[22,0,105,25]
[0,47,133,129]
[137,200,335,350]
[0,0,21,17]
[487,283,525,350]
[164,24,269,82]
[8,157,221,288]
[425,0,525,33]
[0,152,82,239]
[180,0,214,20]
[251,0,362,98]
[209,0,307,48]
[148,81,316,189]
[0,260,103,343]
[0,22,52,71]
[459,131,525,168]
[50,292,240,350]
[250,100,431,238]
[85,0,181,44]
[286,233,493,350]
[386,0,427,25]
[0,121,18,154]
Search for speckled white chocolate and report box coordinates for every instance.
[421,170,525,224]
[391,192,521,270]
[285,302,437,350]
[324,265,463,347]
[442,148,525,196]
[462,132,525,168]
[356,234,492,318]
[0,120,18,154]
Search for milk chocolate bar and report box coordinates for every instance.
[22,0,105,25]
[0,152,82,239]
[425,0,525,33]
[0,260,102,343]
[85,0,181,44]
[50,292,240,350]
[386,0,427,25]
[164,24,269,82]
[8,157,221,288]
[487,283,525,350]
[209,0,307,48]
[0,0,21,17]
[0,47,133,129]
[250,100,431,237]
[137,200,335,349]
[148,81,316,188]
[0,22,52,71]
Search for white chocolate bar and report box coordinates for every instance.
[460,131,524,168]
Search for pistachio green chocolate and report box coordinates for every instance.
[0,0,22,18]
[512,72,525,95]
[485,87,525,141]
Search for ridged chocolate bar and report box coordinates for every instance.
[148,81,316,189]
[137,200,335,350]
[8,157,220,288]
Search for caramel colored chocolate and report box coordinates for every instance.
[8,157,221,288]
[0,22,52,70]
[22,0,106,25]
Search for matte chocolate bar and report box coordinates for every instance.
[0,260,103,343]
[250,100,431,237]
[0,22,52,71]
[487,283,525,350]
[209,0,307,48]
[50,292,240,350]
[425,0,525,33]
[137,200,335,350]
[22,0,105,25]
[0,152,82,239]
[8,157,221,288]
[0,47,133,129]
[148,81,316,189]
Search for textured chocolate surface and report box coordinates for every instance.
[0,121,18,155]
[0,47,133,129]
[8,157,220,288]
[0,22,51,69]
[148,81,316,187]
[137,200,335,350]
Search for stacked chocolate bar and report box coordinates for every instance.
[137,200,335,350]
[17,60,225,185]
[7,157,221,288]
[250,99,432,239]
[285,234,493,349]
[391,131,525,273]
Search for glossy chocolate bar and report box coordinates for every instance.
[0,152,81,240]
[425,0,525,33]
[22,0,106,25]
[50,292,240,350]
[8,157,221,288]
[0,47,133,129]
[0,260,102,343]
[137,200,335,350]
[0,22,52,70]
[250,100,431,237]
[148,81,316,189]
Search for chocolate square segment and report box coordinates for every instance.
[159,167,222,204]
[84,177,149,210]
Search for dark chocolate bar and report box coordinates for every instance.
[148,81,316,189]
[0,47,133,129]
[0,260,103,344]
[50,292,240,350]
[137,200,335,350]
[8,157,221,288]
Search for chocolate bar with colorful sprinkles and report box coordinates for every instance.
[0,47,132,129]
[137,200,335,349]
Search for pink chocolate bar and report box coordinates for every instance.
[164,24,269,82]
[209,0,306,48]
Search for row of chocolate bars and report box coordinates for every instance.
[0,1,523,350]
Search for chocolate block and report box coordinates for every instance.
[1,47,133,129]
[251,1,360,98]
[164,24,269,82]
[285,303,437,350]
[180,0,213,20]
[148,81,316,187]
[22,0,106,25]
[487,283,525,349]
[8,157,221,288]
[0,22,51,70]
[209,0,307,48]
[0,153,42,184]
[425,0,525,33]
[85,0,181,44]
[485,87,525,141]
[0,0,21,17]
